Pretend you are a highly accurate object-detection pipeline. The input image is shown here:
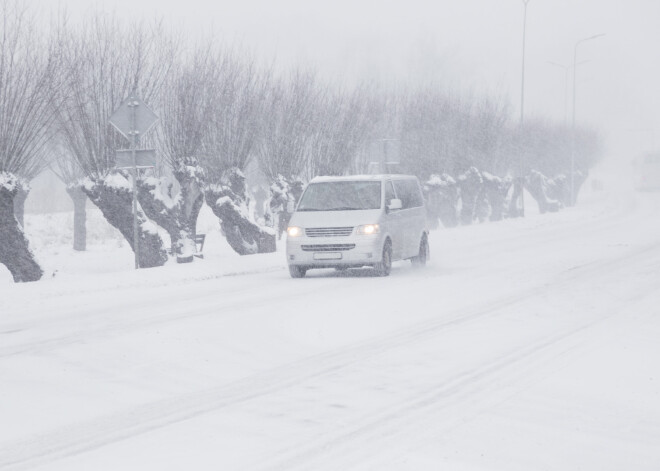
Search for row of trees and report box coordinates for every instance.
[0,2,603,282]
[423,167,588,229]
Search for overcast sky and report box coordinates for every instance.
[37,0,660,158]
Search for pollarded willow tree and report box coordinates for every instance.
[307,83,378,178]
[257,69,323,236]
[0,1,63,282]
[55,14,178,268]
[257,69,322,182]
[141,43,224,262]
[200,53,276,255]
[397,85,512,179]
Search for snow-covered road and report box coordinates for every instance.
[1,187,660,470]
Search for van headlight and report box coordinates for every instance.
[356,224,380,235]
[287,226,303,237]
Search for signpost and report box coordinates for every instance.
[109,93,159,269]
[115,149,156,169]
[368,139,400,174]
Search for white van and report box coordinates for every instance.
[285,175,429,278]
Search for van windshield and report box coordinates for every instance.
[297,181,382,211]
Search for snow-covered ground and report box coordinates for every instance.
[1,171,660,470]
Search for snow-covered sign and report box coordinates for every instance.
[115,149,156,169]
[109,95,159,141]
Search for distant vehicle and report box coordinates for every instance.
[285,175,429,278]
[634,153,660,191]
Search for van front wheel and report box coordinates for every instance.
[411,235,429,267]
[374,241,392,277]
[289,265,307,278]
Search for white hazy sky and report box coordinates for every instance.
[36,0,660,158]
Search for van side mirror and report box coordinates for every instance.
[387,199,402,212]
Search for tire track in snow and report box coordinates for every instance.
[0,241,657,471]
[256,284,659,471]
[0,203,634,359]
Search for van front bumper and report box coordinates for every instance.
[286,235,384,267]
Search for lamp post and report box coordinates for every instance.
[518,0,531,217]
[520,0,530,124]
[547,60,589,125]
[570,33,605,205]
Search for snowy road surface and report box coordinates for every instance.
[1,187,660,470]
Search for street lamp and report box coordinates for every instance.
[570,33,605,205]
[520,0,530,124]
[518,0,531,217]
[547,60,589,125]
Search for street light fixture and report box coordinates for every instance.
[570,33,605,205]
[547,60,589,125]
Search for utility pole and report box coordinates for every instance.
[518,0,531,217]
[129,96,140,269]
[571,33,605,206]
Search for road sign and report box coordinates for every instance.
[115,149,156,169]
[109,95,159,140]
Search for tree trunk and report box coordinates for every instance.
[423,174,459,229]
[12,180,29,228]
[549,171,587,207]
[66,185,87,251]
[205,168,276,255]
[83,175,168,268]
[525,170,561,214]
[482,173,512,222]
[175,164,205,262]
[137,170,205,263]
[457,167,483,225]
[0,177,43,282]
[507,178,524,218]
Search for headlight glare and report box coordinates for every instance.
[357,224,380,235]
[287,226,303,237]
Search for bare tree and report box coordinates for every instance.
[257,69,321,236]
[200,53,276,255]
[0,1,62,282]
[140,43,224,262]
[55,14,177,268]
[258,69,322,181]
[307,83,377,178]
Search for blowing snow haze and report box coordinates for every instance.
[38,0,660,156]
[3,1,660,470]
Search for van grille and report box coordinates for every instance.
[301,244,356,252]
[305,227,353,237]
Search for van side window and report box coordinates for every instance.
[385,181,396,206]
[392,179,423,209]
